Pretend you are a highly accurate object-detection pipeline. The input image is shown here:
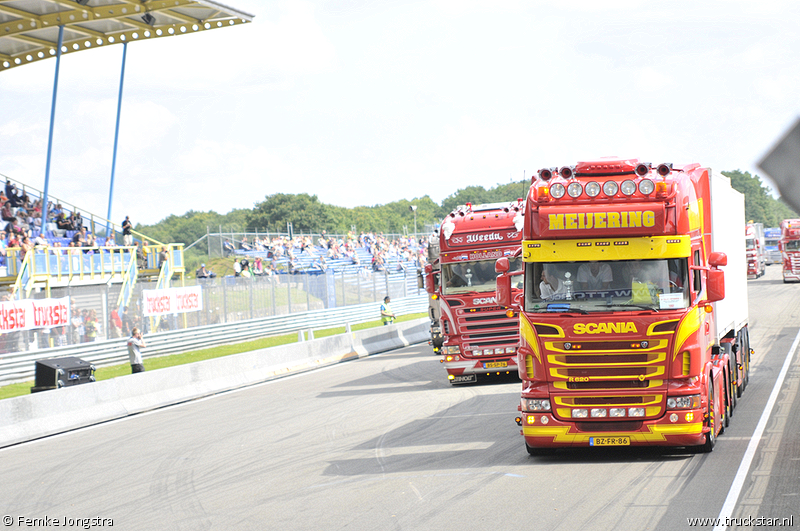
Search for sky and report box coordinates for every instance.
[1,0,800,226]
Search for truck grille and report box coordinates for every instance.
[456,306,518,355]
[546,338,669,419]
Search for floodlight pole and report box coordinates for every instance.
[107,41,127,237]
[42,25,64,234]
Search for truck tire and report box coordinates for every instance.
[698,378,717,453]
[723,371,731,428]
[728,358,737,413]
[736,328,749,397]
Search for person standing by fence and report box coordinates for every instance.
[122,215,133,247]
[127,327,146,374]
[380,296,396,325]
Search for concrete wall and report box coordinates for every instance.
[0,319,430,449]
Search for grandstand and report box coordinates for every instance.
[0,176,427,357]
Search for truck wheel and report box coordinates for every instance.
[698,380,717,453]
[723,372,731,428]
[526,443,556,456]
[728,359,737,412]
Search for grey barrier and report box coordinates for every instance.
[0,294,429,385]
[0,318,430,449]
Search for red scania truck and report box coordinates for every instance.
[496,159,750,453]
[779,219,800,283]
[424,200,524,384]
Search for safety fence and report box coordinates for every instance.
[0,266,424,356]
[0,294,428,385]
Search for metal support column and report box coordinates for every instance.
[41,25,65,231]
[106,42,128,236]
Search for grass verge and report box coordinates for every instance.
[0,312,427,401]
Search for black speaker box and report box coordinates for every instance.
[32,356,96,393]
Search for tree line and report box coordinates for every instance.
[137,170,797,256]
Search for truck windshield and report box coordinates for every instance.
[745,238,756,250]
[443,257,521,295]
[785,240,800,251]
[524,258,690,312]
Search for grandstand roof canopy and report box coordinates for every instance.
[0,0,253,72]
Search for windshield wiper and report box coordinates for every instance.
[545,304,588,314]
[613,303,659,312]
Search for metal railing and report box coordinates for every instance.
[0,294,428,385]
[0,262,422,356]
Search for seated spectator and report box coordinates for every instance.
[240,236,252,251]
[83,234,98,254]
[196,263,216,279]
[33,233,47,247]
[253,257,264,275]
[4,217,22,238]
[1,201,13,222]
[73,211,84,230]
[56,212,73,231]
[72,227,87,247]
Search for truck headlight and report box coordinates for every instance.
[521,398,551,412]
[443,346,461,355]
[667,395,700,410]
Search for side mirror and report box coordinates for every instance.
[495,257,510,274]
[497,273,512,307]
[709,251,727,267]
[424,270,435,294]
[424,264,433,274]
[707,269,725,302]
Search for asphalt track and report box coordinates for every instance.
[0,266,797,531]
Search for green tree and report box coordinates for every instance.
[723,170,798,227]
[246,193,334,234]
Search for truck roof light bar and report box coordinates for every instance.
[639,179,655,195]
[567,182,583,198]
[620,180,636,196]
[549,183,565,199]
[585,181,601,197]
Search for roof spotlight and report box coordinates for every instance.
[635,163,650,176]
[657,163,673,176]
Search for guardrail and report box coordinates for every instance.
[0,294,429,385]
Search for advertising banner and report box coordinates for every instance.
[142,286,203,317]
[0,297,70,332]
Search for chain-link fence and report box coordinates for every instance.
[0,267,423,356]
